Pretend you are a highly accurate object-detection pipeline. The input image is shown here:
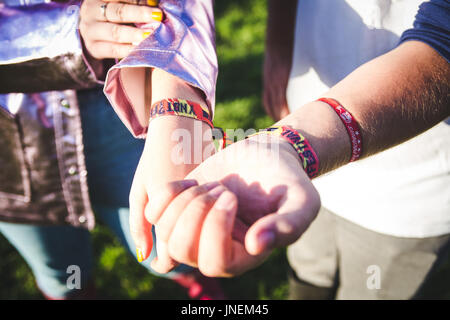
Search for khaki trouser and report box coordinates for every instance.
[287,208,450,299]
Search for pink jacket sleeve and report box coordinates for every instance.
[103,0,217,138]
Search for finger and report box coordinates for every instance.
[197,191,240,277]
[87,41,134,59]
[167,185,227,266]
[103,0,159,6]
[150,230,180,274]
[84,22,152,44]
[145,179,198,225]
[129,178,153,262]
[99,2,163,23]
[198,191,265,277]
[155,182,221,243]
[245,184,321,255]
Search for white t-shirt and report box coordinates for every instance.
[287,0,450,238]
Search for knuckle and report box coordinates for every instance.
[116,3,125,21]
[111,24,121,42]
[111,44,121,58]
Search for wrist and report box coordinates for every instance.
[247,133,300,164]
[143,68,211,128]
[247,126,319,178]
[147,116,214,165]
[276,100,351,176]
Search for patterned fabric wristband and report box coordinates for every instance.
[212,127,234,150]
[150,99,233,151]
[248,126,320,178]
[317,97,362,162]
[149,99,214,128]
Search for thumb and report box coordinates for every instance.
[129,178,153,262]
[245,184,320,256]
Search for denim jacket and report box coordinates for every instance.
[0,0,217,229]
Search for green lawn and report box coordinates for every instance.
[0,0,290,299]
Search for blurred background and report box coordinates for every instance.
[0,0,290,299]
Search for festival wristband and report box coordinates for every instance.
[248,126,319,178]
[317,97,362,162]
[213,127,233,150]
[150,99,232,151]
[149,99,213,128]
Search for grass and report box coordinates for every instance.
[0,0,290,299]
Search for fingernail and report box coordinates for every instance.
[151,11,163,22]
[258,231,275,250]
[136,248,144,262]
[208,185,226,198]
[147,0,158,6]
[142,31,151,40]
[214,191,236,212]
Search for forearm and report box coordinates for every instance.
[144,117,212,185]
[265,0,298,60]
[139,68,209,126]
[277,41,450,175]
[262,0,298,120]
[141,68,213,186]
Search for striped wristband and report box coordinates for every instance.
[150,99,213,128]
[248,126,319,178]
[317,98,362,162]
[150,99,233,151]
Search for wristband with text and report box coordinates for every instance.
[248,126,319,178]
[150,98,233,151]
[150,98,214,128]
[317,97,362,162]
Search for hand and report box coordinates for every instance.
[79,0,163,59]
[147,134,321,277]
[129,116,215,267]
[128,69,216,268]
[263,53,291,121]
